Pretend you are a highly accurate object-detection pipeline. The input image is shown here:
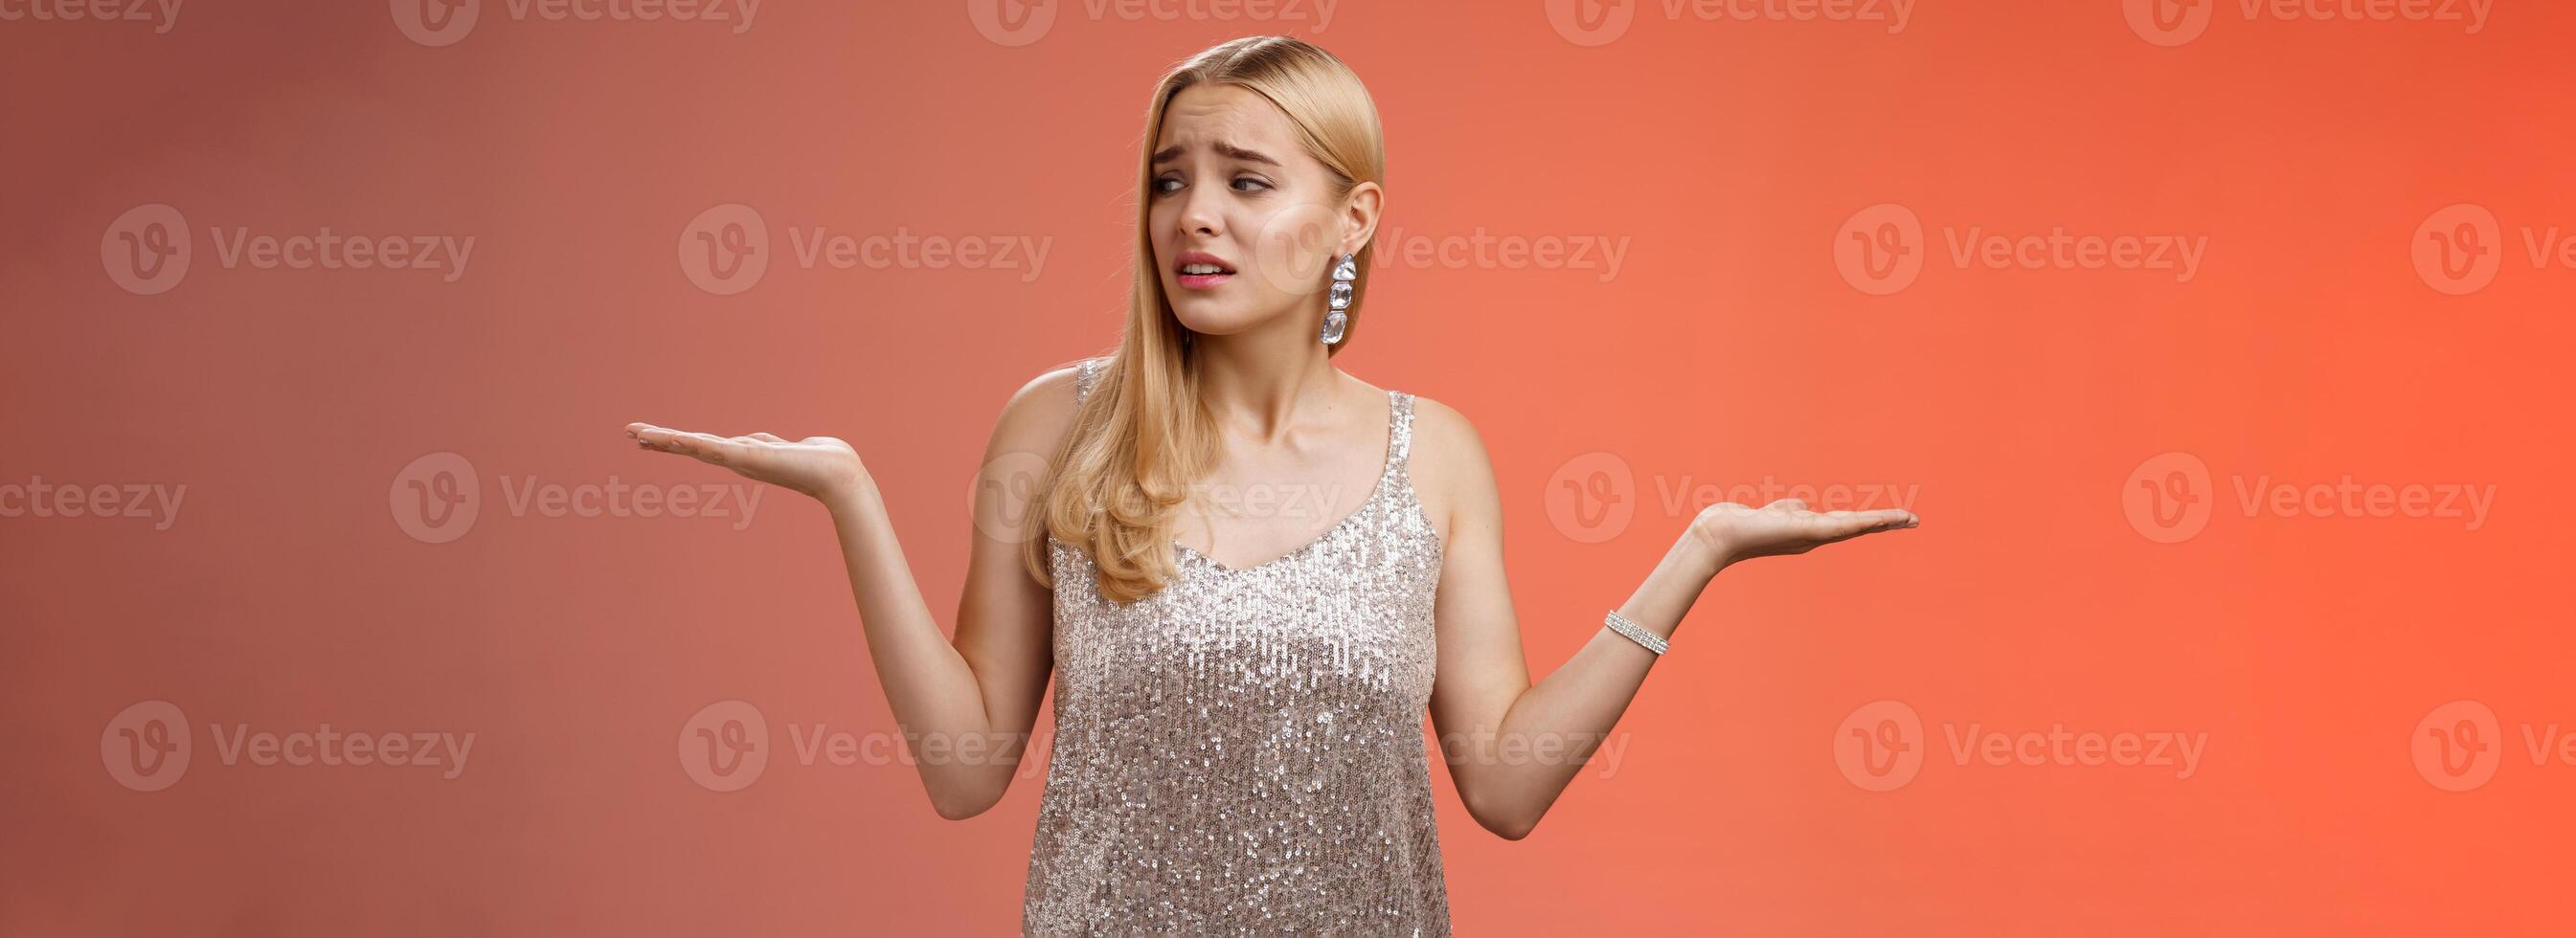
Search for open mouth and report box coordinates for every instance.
[1174,253,1236,289]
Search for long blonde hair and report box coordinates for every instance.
[1021,35,1387,604]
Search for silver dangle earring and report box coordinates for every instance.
[1320,253,1355,345]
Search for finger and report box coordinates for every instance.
[671,432,747,465]
[1823,509,1919,541]
[749,433,785,443]
[1769,499,1808,512]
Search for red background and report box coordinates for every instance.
[6,1,2572,934]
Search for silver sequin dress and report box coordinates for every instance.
[1023,357,1452,936]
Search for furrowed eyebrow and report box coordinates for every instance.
[1150,142,1281,167]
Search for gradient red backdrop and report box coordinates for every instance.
[6,1,2572,934]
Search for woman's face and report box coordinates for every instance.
[1148,82,1367,342]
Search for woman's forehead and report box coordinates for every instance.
[1155,84,1294,152]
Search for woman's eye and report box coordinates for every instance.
[1150,176,1267,195]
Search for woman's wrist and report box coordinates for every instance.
[822,472,883,524]
[1677,516,1737,579]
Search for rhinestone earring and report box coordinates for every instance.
[1320,253,1355,345]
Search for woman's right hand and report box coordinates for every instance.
[626,422,866,502]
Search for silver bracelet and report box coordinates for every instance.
[1603,610,1668,656]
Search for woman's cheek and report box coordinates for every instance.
[1249,201,1341,298]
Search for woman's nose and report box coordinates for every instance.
[1180,186,1225,237]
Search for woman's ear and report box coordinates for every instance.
[1338,181,1384,257]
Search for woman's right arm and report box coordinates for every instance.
[626,363,1082,819]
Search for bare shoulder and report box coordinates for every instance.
[987,357,1096,456]
[1402,394,1500,540]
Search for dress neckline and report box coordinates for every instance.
[1170,389,1403,576]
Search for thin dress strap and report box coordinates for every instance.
[1386,390,1414,473]
[1073,357,1105,406]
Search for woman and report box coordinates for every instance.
[626,35,1917,936]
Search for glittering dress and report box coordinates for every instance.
[1023,357,1451,936]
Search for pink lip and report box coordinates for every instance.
[1173,250,1235,290]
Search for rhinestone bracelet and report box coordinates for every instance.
[1603,609,1668,656]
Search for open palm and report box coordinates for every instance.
[1691,498,1919,566]
[626,422,864,501]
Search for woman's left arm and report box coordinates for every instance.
[1413,398,1918,839]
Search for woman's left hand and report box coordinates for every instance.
[1689,498,1920,568]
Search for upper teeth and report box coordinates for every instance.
[1182,263,1225,275]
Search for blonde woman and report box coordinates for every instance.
[628,35,1917,935]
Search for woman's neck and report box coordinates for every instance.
[1190,322,1344,442]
